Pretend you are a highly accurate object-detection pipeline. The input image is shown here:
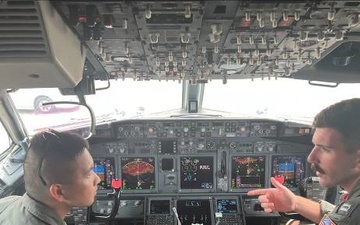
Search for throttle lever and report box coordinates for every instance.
[90,178,122,222]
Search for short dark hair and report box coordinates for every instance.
[24,129,89,201]
[313,98,360,152]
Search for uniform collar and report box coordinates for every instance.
[23,193,66,225]
[348,179,360,200]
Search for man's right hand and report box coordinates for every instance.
[247,177,297,213]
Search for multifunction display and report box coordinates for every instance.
[231,156,266,189]
[93,157,115,190]
[272,155,306,189]
[180,156,214,190]
[217,199,238,213]
[121,157,156,190]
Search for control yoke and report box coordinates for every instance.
[90,178,122,222]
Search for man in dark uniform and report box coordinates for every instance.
[0,129,101,225]
[248,98,360,225]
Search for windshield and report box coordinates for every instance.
[86,80,182,120]
[9,80,182,135]
[203,79,360,124]
[9,78,360,134]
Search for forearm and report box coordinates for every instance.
[293,196,325,223]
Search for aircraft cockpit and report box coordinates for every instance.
[0,1,359,225]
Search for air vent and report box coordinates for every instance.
[0,0,86,88]
[0,0,47,57]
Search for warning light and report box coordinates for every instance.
[240,17,254,27]
[78,15,87,23]
[279,16,295,27]
[111,178,122,189]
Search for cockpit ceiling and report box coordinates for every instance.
[1,1,360,88]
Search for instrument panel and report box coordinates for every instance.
[85,119,313,225]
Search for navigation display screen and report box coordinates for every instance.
[180,156,214,189]
[121,157,156,190]
[217,199,238,213]
[93,157,115,190]
[231,156,266,189]
[272,155,306,189]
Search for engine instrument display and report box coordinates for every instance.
[231,156,266,189]
[272,155,306,189]
[180,156,214,190]
[121,157,156,190]
[93,157,115,190]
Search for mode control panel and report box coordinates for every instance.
[114,120,284,140]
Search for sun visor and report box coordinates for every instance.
[0,0,86,88]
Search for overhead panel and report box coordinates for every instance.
[15,1,360,84]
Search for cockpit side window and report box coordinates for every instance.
[0,120,11,156]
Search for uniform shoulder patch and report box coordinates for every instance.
[320,214,337,225]
[338,203,352,215]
